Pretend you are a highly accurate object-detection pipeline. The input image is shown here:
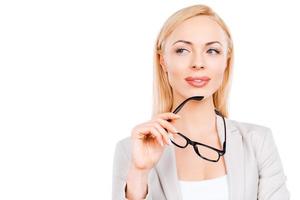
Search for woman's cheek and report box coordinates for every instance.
[166,64,184,89]
[212,72,225,91]
[207,58,225,69]
[166,55,186,74]
[168,66,182,83]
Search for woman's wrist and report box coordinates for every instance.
[125,165,149,199]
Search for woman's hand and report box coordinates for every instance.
[130,112,180,173]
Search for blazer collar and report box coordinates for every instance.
[154,114,244,200]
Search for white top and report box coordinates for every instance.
[179,174,229,200]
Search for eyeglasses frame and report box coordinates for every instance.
[166,96,227,162]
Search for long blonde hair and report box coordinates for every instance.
[152,4,234,118]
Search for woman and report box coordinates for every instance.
[112,4,290,200]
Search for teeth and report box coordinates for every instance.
[193,80,203,82]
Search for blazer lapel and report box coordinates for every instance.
[155,141,181,200]
[222,116,245,200]
[155,114,244,200]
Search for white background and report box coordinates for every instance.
[0,0,299,199]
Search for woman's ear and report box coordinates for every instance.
[159,54,167,73]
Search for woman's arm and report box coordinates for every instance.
[257,128,290,199]
[125,164,149,199]
[112,140,152,200]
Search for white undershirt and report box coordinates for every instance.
[178,174,229,200]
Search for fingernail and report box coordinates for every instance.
[168,133,174,140]
[160,140,164,146]
[168,138,172,145]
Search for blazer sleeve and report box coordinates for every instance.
[112,139,153,200]
[257,127,290,199]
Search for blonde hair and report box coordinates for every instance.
[152,4,234,118]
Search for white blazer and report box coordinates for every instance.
[112,114,290,199]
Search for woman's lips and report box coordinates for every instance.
[186,79,210,88]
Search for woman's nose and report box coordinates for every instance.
[192,64,205,69]
[191,54,205,69]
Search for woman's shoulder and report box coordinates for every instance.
[226,117,275,148]
[228,117,272,135]
[114,136,132,156]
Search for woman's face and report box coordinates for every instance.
[160,15,229,101]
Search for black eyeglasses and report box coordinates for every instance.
[166,96,227,162]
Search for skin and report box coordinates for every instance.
[159,15,230,180]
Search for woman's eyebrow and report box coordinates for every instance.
[172,40,223,47]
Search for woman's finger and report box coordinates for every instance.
[149,126,165,146]
[153,122,171,145]
[155,112,181,121]
[156,118,178,134]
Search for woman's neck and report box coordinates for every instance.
[171,94,217,139]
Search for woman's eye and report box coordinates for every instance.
[207,48,220,55]
[175,48,188,54]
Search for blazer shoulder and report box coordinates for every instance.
[114,136,132,159]
[228,118,272,139]
[227,118,275,153]
[116,136,131,148]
